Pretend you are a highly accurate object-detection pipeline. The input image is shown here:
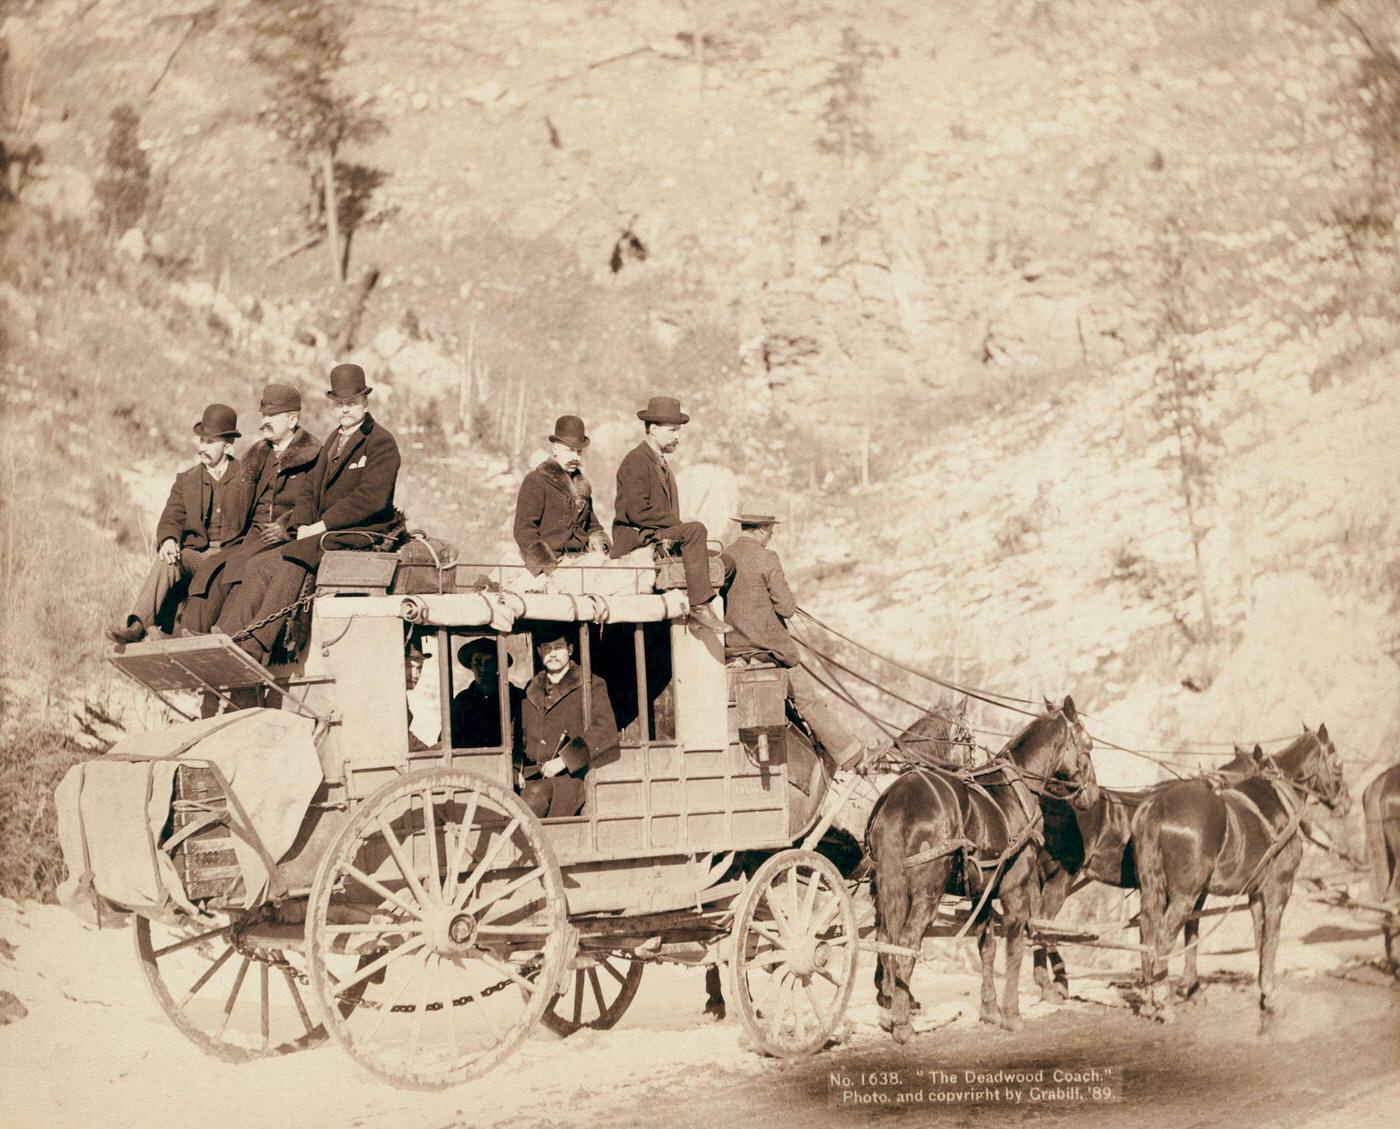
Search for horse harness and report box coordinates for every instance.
[898,759,1044,871]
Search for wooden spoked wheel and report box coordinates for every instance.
[728,849,859,1057]
[305,768,569,1090]
[134,914,327,1061]
[540,951,645,1036]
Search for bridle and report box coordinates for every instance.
[1014,714,1096,801]
[1273,737,1347,809]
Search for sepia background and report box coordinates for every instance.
[1,1,1397,1125]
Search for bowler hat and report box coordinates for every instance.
[193,403,240,439]
[325,362,372,400]
[548,414,590,450]
[636,396,690,425]
[259,382,302,414]
[733,508,785,526]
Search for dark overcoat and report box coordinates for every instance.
[610,441,681,557]
[188,429,322,600]
[513,459,605,572]
[286,413,402,569]
[518,663,618,816]
[154,459,244,551]
[721,534,801,667]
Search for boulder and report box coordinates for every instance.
[0,990,26,1026]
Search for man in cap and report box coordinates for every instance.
[611,396,730,634]
[721,507,869,771]
[106,404,245,644]
[217,363,402,662]
[513,414,609,574]
[517,628,618,818]
[182,383,322,633]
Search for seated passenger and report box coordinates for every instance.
[518,630,618,818]
[217,363,401,663]
[450,639,513,748]
[183,383,321,634]
[610,396,730,634]
[513,414,609,574]
[106,404,244,644]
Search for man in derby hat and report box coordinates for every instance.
[517,627,618,818]
[106,404,246,644]
[183,382,322,634]
[611,396,730,634]
[217,363,402,662]
[721,506,869,770]
[513,414,609,574]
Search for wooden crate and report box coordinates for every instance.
[170,765,242,903]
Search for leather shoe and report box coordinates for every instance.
[105,619,146,645]
[687,604,731,633]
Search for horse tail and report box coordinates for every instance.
[1133,799,1169,959]
[1363,768,1399,903]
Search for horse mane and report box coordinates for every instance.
[998,710,1055,764]
[895,706,970,769]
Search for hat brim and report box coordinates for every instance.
[548,434,590,450]
[194,423,241,439]
[637,410,690,425]
[326,387,372,400]
[734,514,783,525]
[259,403,301,415]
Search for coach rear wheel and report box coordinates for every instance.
[305,768,569,1090]
[134,914,327,1061]
[729,849,859,1057]
[541,951,645,1036]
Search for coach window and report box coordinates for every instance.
[586,621,675,745]
[443,631,511,752]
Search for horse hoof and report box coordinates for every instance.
[979,1007,1001,1027]
[892,1024,913,1045]
[1177,985,1206,1006]
[878,1008,894,1034]
[1001,1012,1023,1033]
[1040,983,1067,1004]
[702,1005,725,1023]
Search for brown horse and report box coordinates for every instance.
[1031,743,1270,1001]
[866,696,1099,1041]
[1132,725,1350,1032]
[1362,762,1400,967]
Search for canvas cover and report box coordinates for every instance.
[55,709,323,925]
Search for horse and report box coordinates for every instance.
[700,698,977,1022]
[1031,742,1272,1001]
[1362,762,1400,968]
[1132,724,1350,1033]
[866,695,1099,1042]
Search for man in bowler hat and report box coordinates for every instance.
[218,363,402,662]
[611,396,730,634]
[183,382,322,633]
[513,414,609,574]
[106,404,245,644]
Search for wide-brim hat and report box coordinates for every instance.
[548,414,590,450]
[193,402,240,439]
[636,396,690,425]
[733,509,785,525]
[326,362,372,400]
[260,382,302,414]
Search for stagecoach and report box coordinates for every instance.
[59,552,872,1089]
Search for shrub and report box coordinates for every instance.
[94,103,150,235]
[0,720,90,902]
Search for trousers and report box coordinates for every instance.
[126,547,212,634]
[215,551,311,661]
[784,665,860,768]
[655,521,715,606]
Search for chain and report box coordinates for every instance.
[267,952,544,1013]
[229,588,319,643]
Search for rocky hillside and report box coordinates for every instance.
[2,0,1398,816]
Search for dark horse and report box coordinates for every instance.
[1132,724,1350,1032]
[1362,762,1400,968]
[1031,741,1271,1001]
[866,696,1099,1041]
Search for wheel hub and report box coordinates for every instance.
[446,912,478,947]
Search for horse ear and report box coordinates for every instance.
[1233,744,1248,756]
[1302,722,1312,733]
[1043,695,1055,713]
[1317,722,1328,743]
[1062,694,1077,720]
[1252,744,1264,757]
[958,695,970,717]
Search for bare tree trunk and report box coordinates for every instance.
[336,266,380,353]
[322,148,342,282]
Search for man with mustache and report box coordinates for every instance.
[106,404,244,644]
[611,396,730,634]
[218,363,401,663]
[183,383,321,633]
[513,414,609,574]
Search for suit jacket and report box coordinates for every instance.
[154,458,243,551]
[284,414,401,570]
[519,664,618,772]
[513,460,604,573]
[610,441,681,557]
[238,427,322,535]
[721,534,801,667]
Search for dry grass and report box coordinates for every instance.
[0,719,91,901]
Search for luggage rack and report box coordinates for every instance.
[107,634,323,722]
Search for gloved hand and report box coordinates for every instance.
[587,531,611,555]
[259,519,291,546]
[157,538,180,565]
